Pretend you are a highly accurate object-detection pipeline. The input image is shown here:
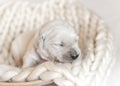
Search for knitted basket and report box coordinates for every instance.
[0,0,114,86]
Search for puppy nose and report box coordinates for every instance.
[71,54,79,60]
[70,49,79,60]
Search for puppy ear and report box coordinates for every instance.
[34,29,47,48]
[36,33,50,60]
[41,34,46,49]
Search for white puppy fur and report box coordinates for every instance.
[11,21,81,68]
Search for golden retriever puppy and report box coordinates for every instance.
[11,21,81,68]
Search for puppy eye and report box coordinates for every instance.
[54,42,64,47]
[59,43,64,47]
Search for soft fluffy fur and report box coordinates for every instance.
[11,21,81,68]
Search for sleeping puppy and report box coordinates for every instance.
[11,21,81,68]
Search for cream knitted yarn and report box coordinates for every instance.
[0,0,114,86]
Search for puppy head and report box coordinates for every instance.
[36,21,81,63]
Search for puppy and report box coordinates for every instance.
[11,21,81,68]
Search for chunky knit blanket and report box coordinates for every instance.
[0,0,114,86]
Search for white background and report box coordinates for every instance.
[0,0,120,86]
